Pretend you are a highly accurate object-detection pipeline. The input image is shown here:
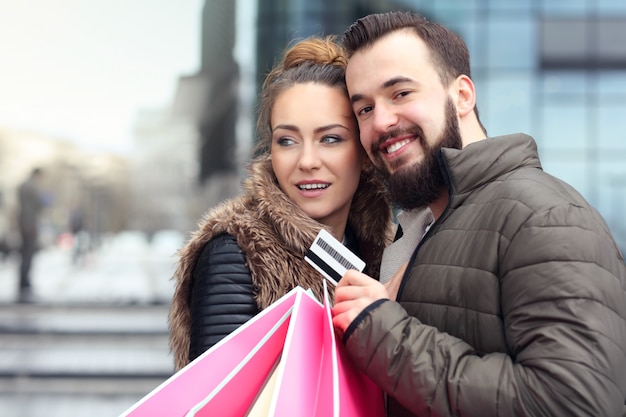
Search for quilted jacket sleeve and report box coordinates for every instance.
[188,233,259,362]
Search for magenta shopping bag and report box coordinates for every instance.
[119,287,298,417]
[119,284,385,417]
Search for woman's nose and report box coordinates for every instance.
[297,144,322,171]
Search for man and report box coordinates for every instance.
[332,11,626,417]
[17,168,44,302]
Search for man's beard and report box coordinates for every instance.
[373,98,463,210]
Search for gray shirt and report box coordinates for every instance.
[379,207,433,284]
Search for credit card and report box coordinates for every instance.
[305,229,365,286]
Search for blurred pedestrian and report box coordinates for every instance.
[17,168,45,302]
[0,190,10,261]
[69,205,88,264]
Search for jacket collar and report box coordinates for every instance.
[439,133,542,206]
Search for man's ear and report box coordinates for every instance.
[452,74,476,118]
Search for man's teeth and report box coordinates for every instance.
[386,139,411,154]
[298,183,329,190]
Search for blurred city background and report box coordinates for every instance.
[0,0,625,416]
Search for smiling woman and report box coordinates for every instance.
[168,35,395,371]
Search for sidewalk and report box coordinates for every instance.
[0,230,182,305]
[0,230,184,417]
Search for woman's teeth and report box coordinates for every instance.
[298,183,328,190]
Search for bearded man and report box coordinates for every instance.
[331,10,626,417]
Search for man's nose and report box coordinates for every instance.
[372,103,398,134]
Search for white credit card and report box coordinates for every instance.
[304,229,365,286]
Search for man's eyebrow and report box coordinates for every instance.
[350,94,365,105]
[382,76,414,89]
[350,76,415,105]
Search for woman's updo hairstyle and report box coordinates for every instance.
[255,35,349,154]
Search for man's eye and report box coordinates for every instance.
[357,105,373,116]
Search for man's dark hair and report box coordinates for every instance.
[343,11,471,87]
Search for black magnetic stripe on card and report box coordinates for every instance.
[305,249,342,283]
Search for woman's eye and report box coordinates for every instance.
[321,135,342,144]
[276,137,295,146]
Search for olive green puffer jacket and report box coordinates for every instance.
[343,134,626,417]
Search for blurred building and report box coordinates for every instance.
[166,0,243,221]
[129,108,201,235]
[173,1,239,182]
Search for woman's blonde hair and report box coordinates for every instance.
[255,35,350,154]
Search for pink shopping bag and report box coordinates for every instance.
[118,286,302,417]
[119,284,385,417]
[188,288,323,417]
[321,281,386,417]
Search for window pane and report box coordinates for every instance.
[481,74,533,137]
[487,0,533,13]
[596,162,626,247]
[487,18,535,69]
[597,72,626,95]
[541,19,587,62]
[455,19,487,72]
[598,103,626,150]
[541,0,587,15]
[597,19,626,64]
[541,18,626,69]
[541,103,587,149]
[542,72,588,98]
[540,159,589,201]
[431,0,479,14]
[597,0,626,15]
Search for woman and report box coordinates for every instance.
[169,36,394,371]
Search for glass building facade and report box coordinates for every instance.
[255,0,626,252]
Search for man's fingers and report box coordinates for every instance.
[332,311,351,334]
[333,283,368,303]
[332,300,363,333]
[332,270,390,334]
[336,269,368,288]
